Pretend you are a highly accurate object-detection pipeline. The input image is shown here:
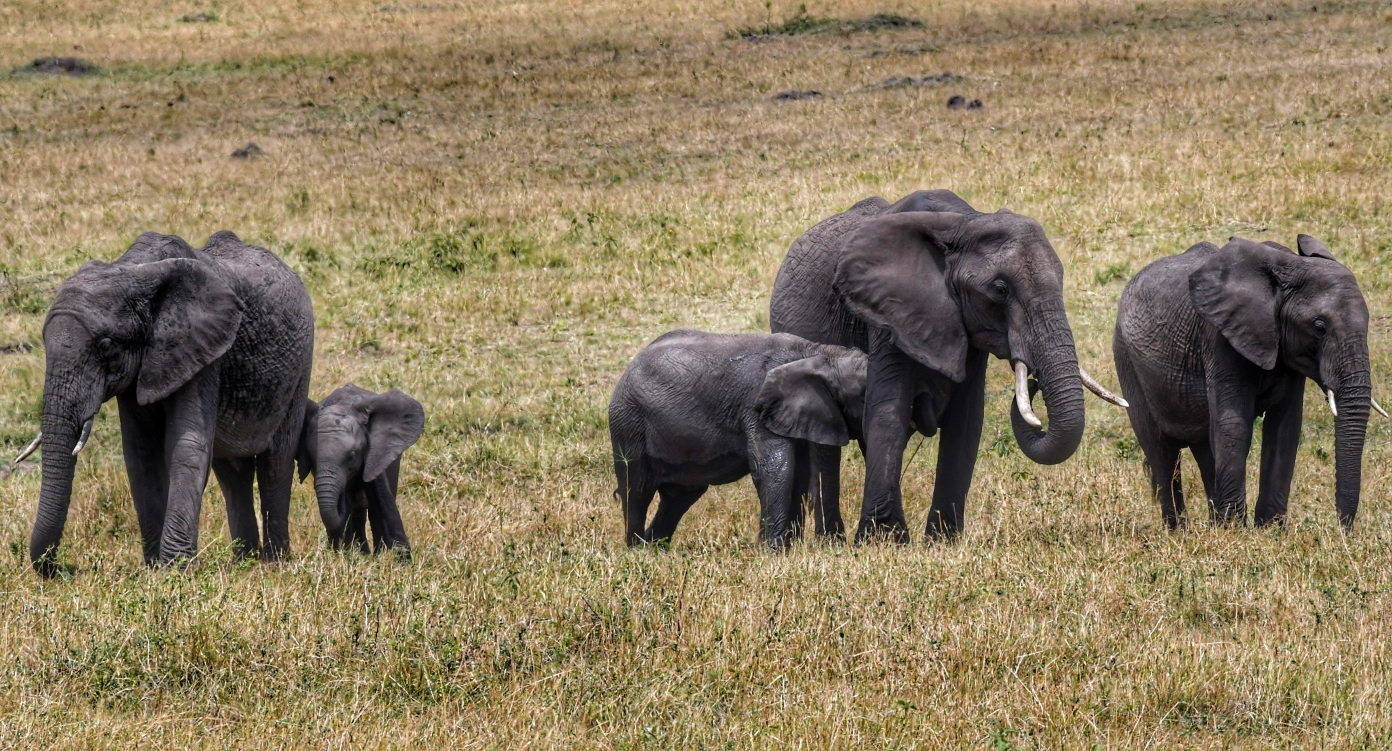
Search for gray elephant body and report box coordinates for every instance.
[298,384,425,558]
[1114,236,1372,529]
[609,330,867,548]
[32,231,314,574]
[770,190,1087,542]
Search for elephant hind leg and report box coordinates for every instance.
[647,484,708,545]
[1141,437,1185,530]
[255,447,296,561]
[1189,440,1218,518]
[212,457,260,560]
[615,457,657,546]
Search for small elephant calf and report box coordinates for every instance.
[609,330,867,549]
[298,385,426,557]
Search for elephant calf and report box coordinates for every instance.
[1114,236,1378,529]
[298,385,426,558]
[609,330,867,549]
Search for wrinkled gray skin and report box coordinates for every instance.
[609,331,867,549]
[297,385,425,558]
[32,231,314,576]
[770,190,1086,542]
[1114,236,1372,529]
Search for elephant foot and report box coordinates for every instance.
[854,519,910,545]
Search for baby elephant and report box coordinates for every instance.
[1114,236,1377,530]
[298,385,426,557]
[609,330,867,549]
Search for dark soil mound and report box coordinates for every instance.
[947,95,983,110]
[12,57,99,77]
[231,142,264,159]
[774,90,823,101]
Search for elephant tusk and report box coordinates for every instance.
[1372,396,1389,420]
[1079,367,1129,409]
[1015,361,1043,428]
[1326,389,1337,418]
[11,431,42,467]
[71,419,93,456]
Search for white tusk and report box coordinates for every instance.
[1079,367,1130,409]
[1015,361,1043,428]
[1372,396,1389,419]
[11,431,42,467]
[1327,389,1337,418]
[71,419,93,456]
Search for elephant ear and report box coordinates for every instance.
[834,211,968,381]
[755,354,851,446]
[363,389,425,482]
[1296,234,1337,261]
[131,258,244,405]
[1188,243,1280,370]
[297,399,320,483]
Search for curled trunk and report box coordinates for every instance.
[315,472,348,536]
[1010,317,1086,466]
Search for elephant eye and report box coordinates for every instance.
[96,337,117,355]
[992,280,1009,299]
[1313,319,1327,337]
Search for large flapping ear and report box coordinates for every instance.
[1296,234,1337,261]
[363,389,425,482]
[834,211,969,381]
[755,354,851,446]
[297,399,320,482]
[130,258,244,404]
[1189,241,1281,370]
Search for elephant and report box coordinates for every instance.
[297,385,425,558]
[769,189,1127,542]
[608,330,867,549]
[1113,235,1381,529]
[17,231,314,576]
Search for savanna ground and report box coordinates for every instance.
[0,0,1391,746]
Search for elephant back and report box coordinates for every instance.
[769,196,890,350]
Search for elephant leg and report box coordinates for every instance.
[647,484,708,544]
[157,374,219,565]
[616,458,657,546]
[857,328,919,544]
[1207,363,1256,525]
[1255,377,1305,526]
[347,505,371,554]
[117,394,169,566]
[807,443,845,539]
[255,444,297,562]
[1189,440,1217,516]
[790,441,809,541]
[212,456,260,560]
[750,433,798,550]
[926,348,988,539]
[1142,437,1186,530]
[366,462,411,558]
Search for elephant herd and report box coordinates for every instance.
[610,189,1380,549]
[9,189,1380,576]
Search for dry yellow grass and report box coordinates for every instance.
[2,0,1392,746]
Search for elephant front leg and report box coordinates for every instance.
[157,374,219,566]
[807,443,845,539]
[1206,356,1257,525]
[1254,376,1305,526]
[856,329,919,544]
[926,348,988,539]
[118,394,169,566]
[750,432,799,550]
[366,461,411,559]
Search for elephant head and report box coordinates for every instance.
[30,234,242,575]
[303,385,424,539]
[1190,236,1373,527]
[756,345,868,446]
[833,208,1086,465]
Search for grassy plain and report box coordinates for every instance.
[1,0,1392,746]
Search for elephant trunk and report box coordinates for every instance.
[1009,306,1086,466]
[314,471,348,538]
[31,372,100,577]
[1332,354,1371,529]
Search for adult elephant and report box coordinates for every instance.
[17,231,314,576]
[1114,236,1379,529]
[770,190,1125,542]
